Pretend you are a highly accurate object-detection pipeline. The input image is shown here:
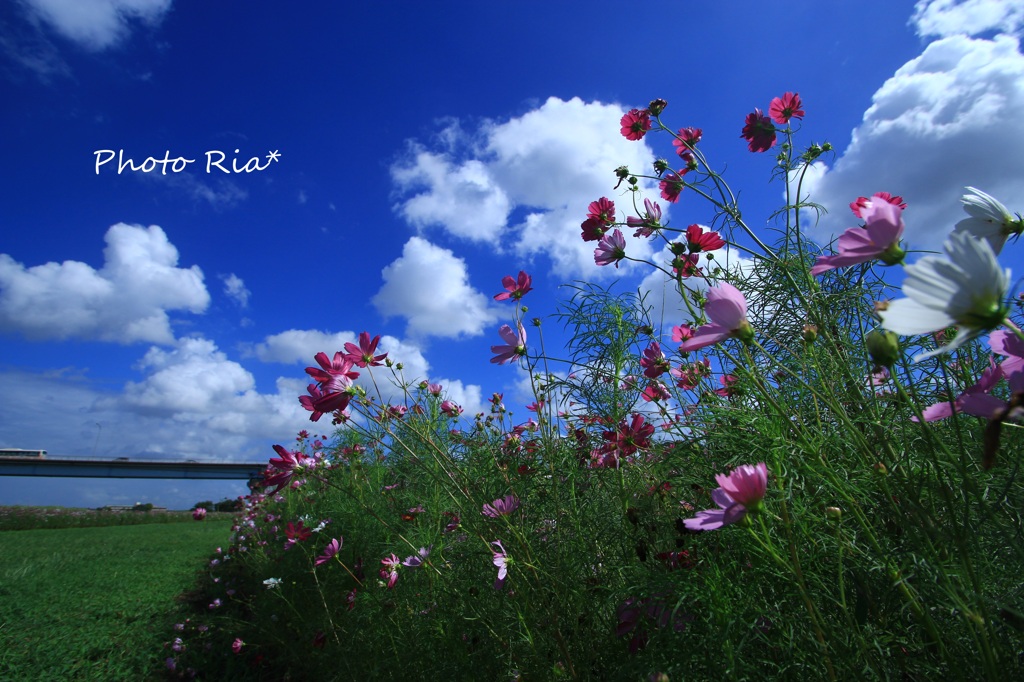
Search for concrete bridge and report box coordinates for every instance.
[0,456,267,483]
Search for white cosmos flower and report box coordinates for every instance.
[879,231,1010,361]
[952,187,1022,255]
[263,577,282,589]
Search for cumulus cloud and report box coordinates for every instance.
[0,223,209,344]
[20,0,173,51]
[911,0,1024,38]
[391,97,659,279]
[802,34,1024,250]
[221,273,250,308]
[372,236,497,339]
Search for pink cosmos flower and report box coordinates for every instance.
[315,537,343,566]
[305,352,359,385]
[672,358,711,390]
[677,282,753,352]
[915,357,1003,422]
[401,546,432,568]
[490,323,527,365]
[232,638,244,654]
[626,198,663,238]
[343,332,388,368]
[672,127,703,155]
[263,445,313,493]
[672,253,703,279]
[603,413,655,459]
[299,382,350,422]
[192,507,207,521]
[685,224,725,253]
[741,109,776,152]
[684,462,768,531]
[620,109,652,140]
[494,271,533,301]
[640,382,671,402]
[991,329,1024,378]
[850,192,906,218]
[380,554,401,589]
[768,92,805,124]
[482,494,520,518]
[491,540,510,590]
[811,200,906,276]
[587,197,616,224]
[713,374,740,397]
[595,229,627,267]
[671,324,694,344]
[659,172,684,203]
[440,400,463,417]
[640,341,670,379]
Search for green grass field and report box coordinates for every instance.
[0,519,231,681]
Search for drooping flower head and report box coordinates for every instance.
[314,537,343,566]
[672,127,703,155]
[684,224,725,253]
[878,231,1010,360]
[678,282,754,352]
[811,199,906,276]
[684,462,768,531]
[768,92,805,124]
[640,341,670,379]
[740,109,776,152]
[490,323,527,365]
[595,229,627,268]
[620,109,652,141]
[659,172,685,203]
[627,198,663,238]
[953,187,1023,255]
[482,494,520,518]
[494,271,533,301]
[491,540,511,590]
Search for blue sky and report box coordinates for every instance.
[1,0,1022,509]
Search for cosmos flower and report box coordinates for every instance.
[594,229,627,268]
[620,108,652,140]
[490,323,527,365]
[343,332,388,368]
[952,187,1022,255]
[482,494,520,518]
[740,108,776,152]
[494,271,533,301]
[768,92,804,124]
[811,199,906,276]
[878,232,1010,360]
[684,463,768,531]
[677,282,753,352]
[314,537,343,566]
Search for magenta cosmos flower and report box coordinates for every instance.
[659,172,684,203]
[263,444,313,493]
[490,323,527,364]
[850,191,906,218]
[811,199,906,276]
[740,109,776,152]
[482,494,520,518]
[672,127,703,156]
[627,198,663,237]
[314,537,343,566]
[684,462,768,531]
[192,507,207,521]
[768,92,804,124]
[494,271,533,301]
[620,108,652,140]
[595,228,627,268]
[581,197,616,242]
[678,282,753,352]
[343,332,388,368]
[685,224,725,253]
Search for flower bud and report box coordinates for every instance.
[653,159,670,174]
[733,319,756,345]
[647,99,668,116]
[866,329,901,367]
[873,462,888,475]
[532,318,541,327]
[825,506,842,521]
[802,324,818,344]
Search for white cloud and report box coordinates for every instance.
[0,223,209,344]
[912,0,1024,38]
[802,34,1024,250]
[372,236,497,339]
[20,0,173,51]
[221,273,250,308]
[391,97,660,279]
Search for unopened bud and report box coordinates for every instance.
[733,319,756,345]
[874,462,888,476]
[825,506,842,521]
[866,329,901,367]
[802,324,818,344]
[653,159,670,174]
[647,99,668,116]
[532,318,541,327]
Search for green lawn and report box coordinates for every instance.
[0,520,230,681]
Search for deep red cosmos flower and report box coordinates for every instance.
[740,109,776,152]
